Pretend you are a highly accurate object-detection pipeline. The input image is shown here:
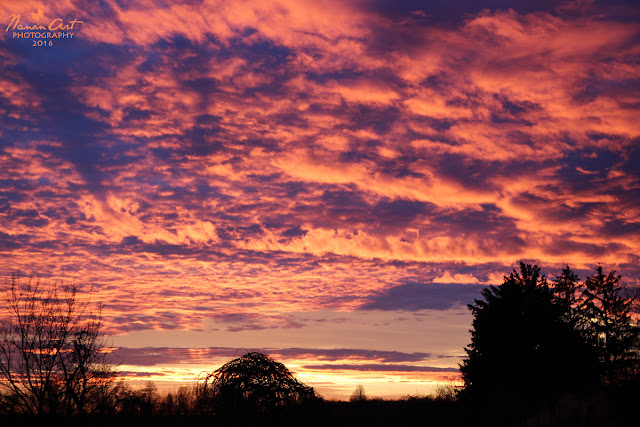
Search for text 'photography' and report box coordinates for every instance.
[1,0,639,425]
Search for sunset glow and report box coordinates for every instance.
[1,0,639,399]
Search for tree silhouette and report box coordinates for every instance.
[0,272,118,415]
[350,384,366,402]
[460,263,599,410]
[117,381,160,416]
[581,266,640,384]
[197,351,318,419]
[552,265,581,314]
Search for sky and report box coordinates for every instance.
[0,0,639,399]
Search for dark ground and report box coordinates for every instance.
[2,386,639,427]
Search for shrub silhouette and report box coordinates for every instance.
[198,352,318,418]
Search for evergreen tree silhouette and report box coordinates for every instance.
[582,266,640,384]
[460,262,599,421]
[552,265,581,313]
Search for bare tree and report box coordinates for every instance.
[0,272,118,414]
[350,384,366,402]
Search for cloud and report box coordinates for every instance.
[301,364,460,373]
[269,348,432,363]
[107,346,438,366]
[433,272,480,284]
[360,282,484,311]
[210,312,304,332]
[0,0,638,368]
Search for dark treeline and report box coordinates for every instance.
[1,264,639,426]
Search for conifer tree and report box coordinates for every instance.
[581,266,639,384]
[460,263,599,406]
[552,265,581,313]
